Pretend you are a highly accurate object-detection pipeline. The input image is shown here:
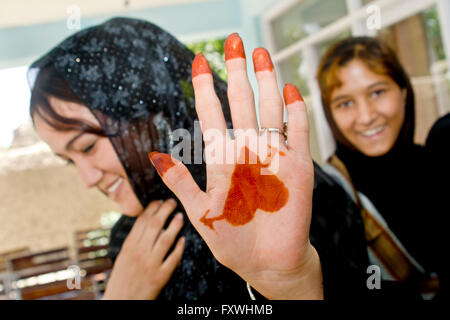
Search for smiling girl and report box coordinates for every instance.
[318,37,445,299]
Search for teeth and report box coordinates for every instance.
[361,125,386,137]
[108,178,123,193]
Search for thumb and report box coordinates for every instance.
[149,152,205,218]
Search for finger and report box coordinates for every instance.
[192,53,228,139]
[160,236,185,276]
[152,198,178,227]
[283,84,310,155]
[140,199,178,246]
[149,152,206,218]
[143,200,164,217]
[128,200,163,243]
[224,33,258,130]
[152,213,184,263]
[253,48,283,131]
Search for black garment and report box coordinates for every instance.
[331,115,446,299]
[335,142,439,273]
[426,112,450,301]
[311,164,425,300]
[426,112,450,171]
[426,112,450,208]
[310,163,370,299]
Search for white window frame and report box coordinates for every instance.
[262,0,450,163]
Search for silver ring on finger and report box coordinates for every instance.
[283,122,288,138]
[259,125,287,140]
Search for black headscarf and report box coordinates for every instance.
[28,17,249,300]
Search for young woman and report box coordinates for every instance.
[317,36,446,299]
[29,17,251,299]
[29,17,376,300]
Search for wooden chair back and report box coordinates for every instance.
[9,247,72,280]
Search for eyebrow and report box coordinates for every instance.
[65,131,85,151]
[367,81,389,90]
[331,81,390,103]
[54,132,84,158]
[331,95,350,104]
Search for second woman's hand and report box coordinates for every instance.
[103,199,185,300]
[149,34,323,300]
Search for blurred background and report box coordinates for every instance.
[0,0,449,299]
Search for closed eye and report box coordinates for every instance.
[82,141,97,154]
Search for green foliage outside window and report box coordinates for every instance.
[186,38,227,81]
[422,6,445,62]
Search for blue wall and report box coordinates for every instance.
[0,0,262,69]
[0,0,278,101]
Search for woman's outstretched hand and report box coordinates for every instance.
[149,34,322,299]
[103,199,185,300]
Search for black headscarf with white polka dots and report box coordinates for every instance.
[28,17,247,300]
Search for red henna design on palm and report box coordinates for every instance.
[200,146,289,230]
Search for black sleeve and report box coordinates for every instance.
[108,215,136,264]
[426,112,450,155]
[425,113,450,301]
[310,164,430,300]
[310,163,370,299]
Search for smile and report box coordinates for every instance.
[359,124,387,137]
[108,177,123,194]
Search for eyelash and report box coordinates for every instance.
[336,89,386,109]
[337,100,353,109]
[371,89,385,97]
[64,141,96,165]
[82,142,96,154]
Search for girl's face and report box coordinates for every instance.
[34,96,144,217]
[330,59,406,157]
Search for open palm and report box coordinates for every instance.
[150,34,321,299]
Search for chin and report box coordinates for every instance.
[118,202,144,217]
[358,144,393,157]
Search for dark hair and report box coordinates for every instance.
[29,66,105,136]
[316,36,415,150]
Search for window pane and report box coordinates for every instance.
[278,54,323,162]
[378,5,450,144]
[316,29,352,58]
[186,38,227,81]
[271,0,348,51]
[278,53,310,97]
[0,66,30,149]
[276,28,351,163]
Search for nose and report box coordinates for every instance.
[356,99,377,126]
[74,158,103,188]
